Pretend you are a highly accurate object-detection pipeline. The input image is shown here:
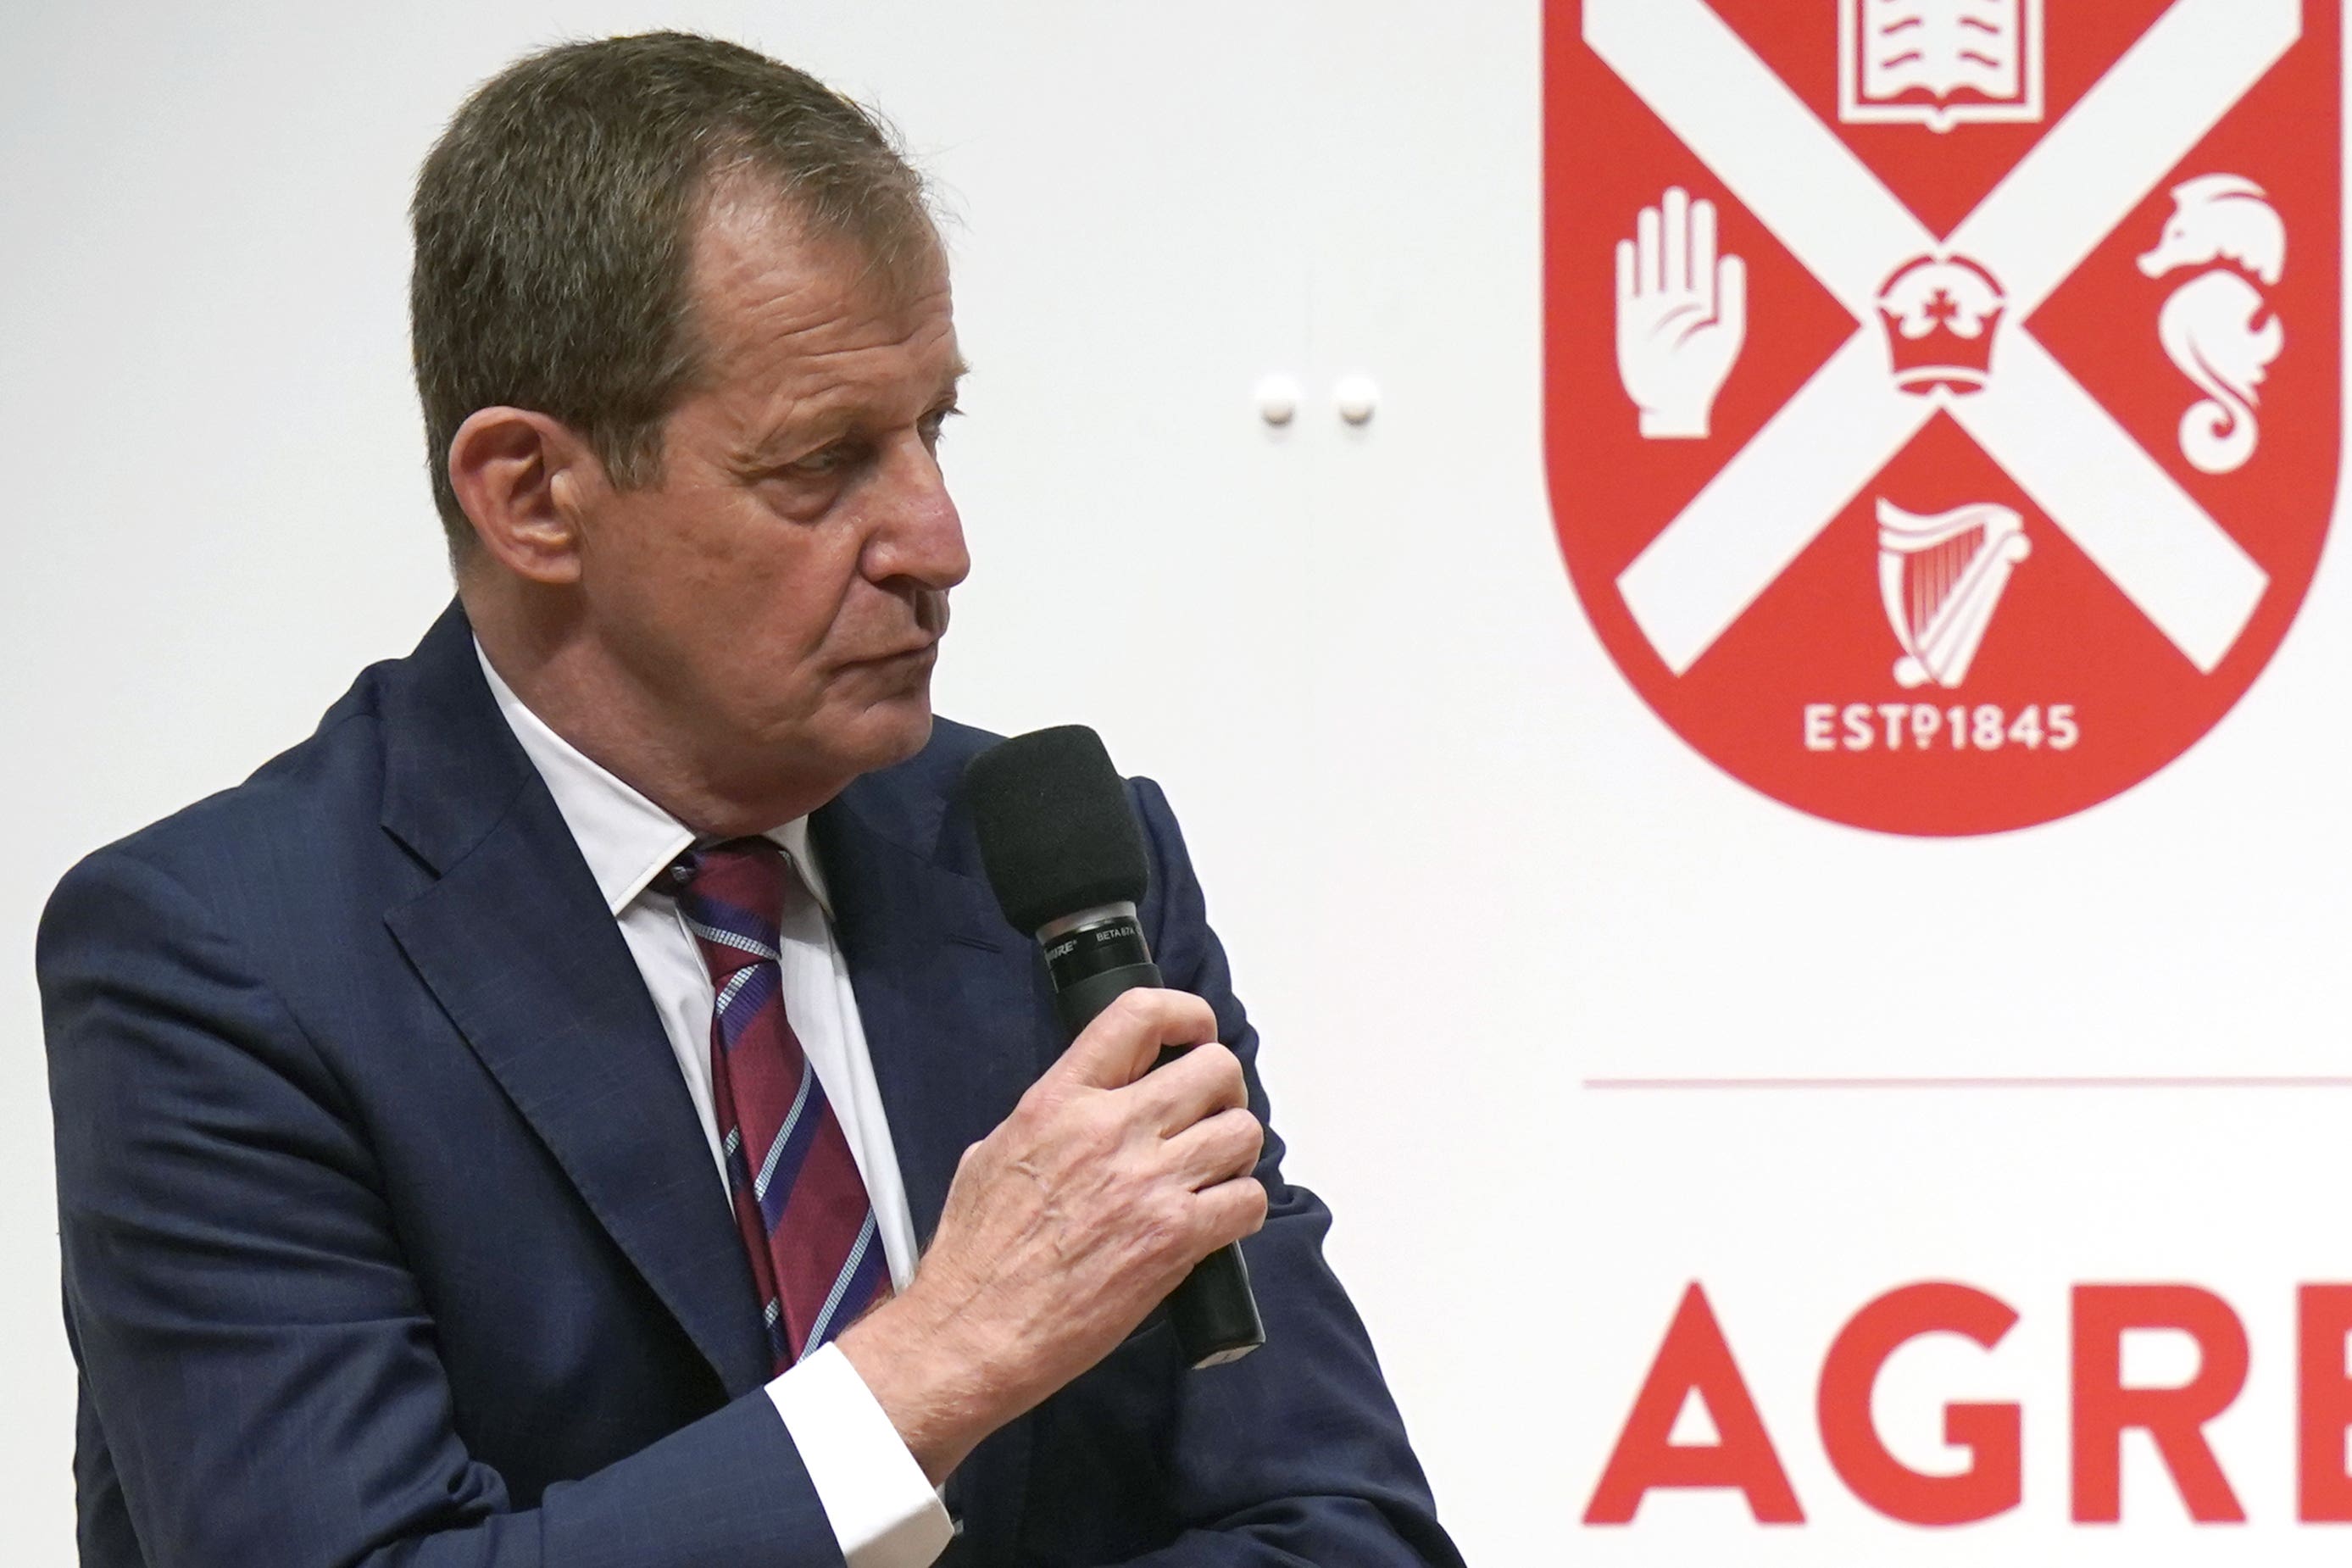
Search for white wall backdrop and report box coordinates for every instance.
[5,3,2349,1565]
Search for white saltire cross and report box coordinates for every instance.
[1587,0,2294,676]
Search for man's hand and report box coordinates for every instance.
[836,988,1268,1484]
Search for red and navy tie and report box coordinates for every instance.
[670,838,888,1373]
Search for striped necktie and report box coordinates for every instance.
[669,837,887,1372]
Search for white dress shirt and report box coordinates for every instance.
[478,645,953,1568]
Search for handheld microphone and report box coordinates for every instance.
[964,725,1265,1370]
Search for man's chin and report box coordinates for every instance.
[869,705,936,771]
[837,690,937,775]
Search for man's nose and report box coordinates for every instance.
[865,438,970,592]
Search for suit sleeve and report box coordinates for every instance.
[41,845,848,1568]
[1113,779,1465,1568]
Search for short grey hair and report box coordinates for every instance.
[409,31,937,559]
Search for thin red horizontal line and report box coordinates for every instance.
[1583,1076,2352,1092]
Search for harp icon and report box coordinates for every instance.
[1877,499,2031,688]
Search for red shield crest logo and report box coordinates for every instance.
[1545,0,2339,835]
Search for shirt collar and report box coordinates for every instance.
[475,639,833,920]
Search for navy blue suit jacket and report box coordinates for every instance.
[40,603,1460,1568]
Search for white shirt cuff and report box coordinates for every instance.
[766,1342,955,1568]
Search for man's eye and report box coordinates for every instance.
[920,407,961,449]
[787,443,857,476]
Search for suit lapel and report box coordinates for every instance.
[815,771,1049,1561]
[813,777,1047,1243]
[377,605,770,1398]
[378,609,1048,1538]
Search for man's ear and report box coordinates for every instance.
[447,407,599,584]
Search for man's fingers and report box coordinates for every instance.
[1054,988,1220,1091]
[1127,1041,1246,1137]
[1194,1170,1270,1244]
[1165,1104,1264,1191]
[1637,202,1662,296]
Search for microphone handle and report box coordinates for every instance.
[1055,961,1266,1369]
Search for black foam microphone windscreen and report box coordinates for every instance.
[963,726,1266,1369]
[964,726,1149,937]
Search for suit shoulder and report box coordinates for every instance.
[43,658,403,929]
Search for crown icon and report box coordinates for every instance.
[1875,254,2006,396]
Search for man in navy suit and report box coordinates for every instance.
[39,31,1460,1568]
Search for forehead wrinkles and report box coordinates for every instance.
[683,184,950,392]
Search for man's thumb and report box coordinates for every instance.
[1054,987,1218,1090]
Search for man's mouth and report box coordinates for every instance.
[850,637,940,670]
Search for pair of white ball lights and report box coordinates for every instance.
[1254,374,1379,427]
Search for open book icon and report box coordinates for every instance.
[1840,0,2045,132]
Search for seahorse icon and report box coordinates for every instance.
[2137,174,2285,476]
